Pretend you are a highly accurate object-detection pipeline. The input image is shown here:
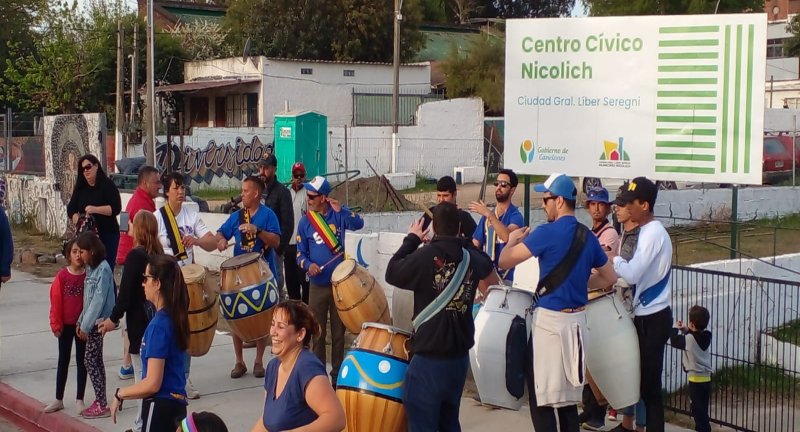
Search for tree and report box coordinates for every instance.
[168,20,235,61]
[482,0,575,18]
[224,0,425,62]
[0,0,47,109]
[442,34,504,113]
[584,0,764,16]
[784,15,800,58]
[422,0,450,23]
[451,0,482,23]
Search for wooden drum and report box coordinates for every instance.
[336,323,410,432]
[182,264,218,357]
[331,259,390,334]
[218,252,279,343]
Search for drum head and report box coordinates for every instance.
[331,259,356,283]
[361,321,412,337]
[181,264,206,283]
[220,252,261,270]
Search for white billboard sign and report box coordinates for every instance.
[504,14,767,184]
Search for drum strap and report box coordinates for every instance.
[636,272,670,307]
[412,248,470,332]
[160,205,188,261]
[308,210,343,254]
[535,224,590,299]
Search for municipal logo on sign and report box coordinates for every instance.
[520,140,535,163]
[599,138,631,168]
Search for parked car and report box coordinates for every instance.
[762,135,798,184]
[580,177,677,194]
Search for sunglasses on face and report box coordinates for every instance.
[81,164,94,172]
[293,173,304,179]
[307,193,321,200]
[494,181,511,188]
[542,196,558,204]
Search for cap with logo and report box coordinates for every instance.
[258,153,278,168]
[303,175,331,196]
[534,173,577,200]
[585,186,611,204]
[292,162,306,175]
[613,176,658,206]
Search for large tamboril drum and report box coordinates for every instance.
[470,285,534,410]
[584,289,640,409]
[336,322,410,432]
[218,252,280,342]
[182,264,218,357]
[332,259,391,334]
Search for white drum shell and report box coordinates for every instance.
[584,293,641,409]
[470,286,534,410]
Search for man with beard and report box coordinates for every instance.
[470,169,524,283]
[257,154,293,297]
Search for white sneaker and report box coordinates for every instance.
[44,400,63,413]
[75,399,85,415]
[185,379,200,399]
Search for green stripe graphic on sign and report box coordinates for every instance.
[744,24,754,173]
[721,26,731,173]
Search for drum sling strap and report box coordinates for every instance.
[535,224,590,299]
[239,208,256,252]
[412,248,470,332]
[160,205,188,261]
[307,210,343,254]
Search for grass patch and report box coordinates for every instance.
[713,364,800,395]
[192,187,239,201]
[771,319,800,345]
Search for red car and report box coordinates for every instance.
[763,135,800,184]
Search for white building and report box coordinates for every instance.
[156,56,432,132]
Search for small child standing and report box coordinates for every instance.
[75,232,116,419]
[45,239,87,414]
[670,305,712,432]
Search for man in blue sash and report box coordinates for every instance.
[611,177,672,432]
[296,176,363,385]
[386,202,496,432]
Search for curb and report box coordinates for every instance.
[0,382,102,432]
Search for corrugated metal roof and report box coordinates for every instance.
[265,57,430,67]
[155,78,260,93]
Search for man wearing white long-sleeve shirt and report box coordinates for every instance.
[610,177,672,432]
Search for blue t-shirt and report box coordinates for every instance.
[523,216,608,311]
[140,309,187,404]
[218,204,281,275]
[262,349,328,431]
[473,204,524,280]
[296,206,364,285]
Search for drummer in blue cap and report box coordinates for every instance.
[295,175,364,386]
[498,173,618,432]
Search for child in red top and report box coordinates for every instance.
[45,239,87,414]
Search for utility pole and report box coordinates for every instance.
[391,0,401,173]
[130,23,139,127]
[145,0,156,166]
[115,20,125,164]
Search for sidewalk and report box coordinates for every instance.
[0,271,692,431]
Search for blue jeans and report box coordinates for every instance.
[621,399,646,427]
[403,353,469,432]
[98,230,119,272]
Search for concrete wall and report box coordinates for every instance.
[5,114,106,237]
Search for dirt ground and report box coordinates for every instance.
[328,177,418,213]
[9,229,64,281]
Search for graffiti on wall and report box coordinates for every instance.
[153,135,274,184]
[44,114,107,206]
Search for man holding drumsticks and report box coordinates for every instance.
[215,175,281,380]
[296,176,363,386]
[499,173,617,432]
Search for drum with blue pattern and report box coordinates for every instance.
[219,253,278,342]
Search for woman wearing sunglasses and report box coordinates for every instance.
[111,254,190,431]
[66,154,122,271]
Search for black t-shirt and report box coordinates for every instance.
[66,177,122,234]
[386,236,493,357]
[420,207,477,239]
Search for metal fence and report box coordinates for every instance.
[352,90,445,126]
[665,265,800,431]
[0,109,46,175]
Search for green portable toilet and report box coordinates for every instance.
[274,111,327,182]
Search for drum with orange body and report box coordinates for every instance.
[182,264,218,356]
[336,323,410,432]
[218,252,280,342]
[331,259,391,333]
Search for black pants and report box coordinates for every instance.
[581,382,607,424]
[525,337,580,432]
[140,397,187,432]
[284,245,309,304]
[689,381,711,432]
[55,325,87,400]
[634,306,672,432]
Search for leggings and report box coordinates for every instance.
[141,397,187,432]
[85,329,107,406]
[55,325,87,401]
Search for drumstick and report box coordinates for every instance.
[319,252,345,271]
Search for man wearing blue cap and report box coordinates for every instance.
[296,175,364,385]
[499,173,617,432]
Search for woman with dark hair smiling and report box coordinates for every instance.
[251,300,345,432]
[111,254,190,431]
[67,154,122,270]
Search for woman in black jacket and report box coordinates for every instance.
[67,154,122,270]
[99,210,163,432]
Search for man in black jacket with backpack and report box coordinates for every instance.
[386,202,497,432]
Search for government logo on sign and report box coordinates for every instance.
[520,140,535,163]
